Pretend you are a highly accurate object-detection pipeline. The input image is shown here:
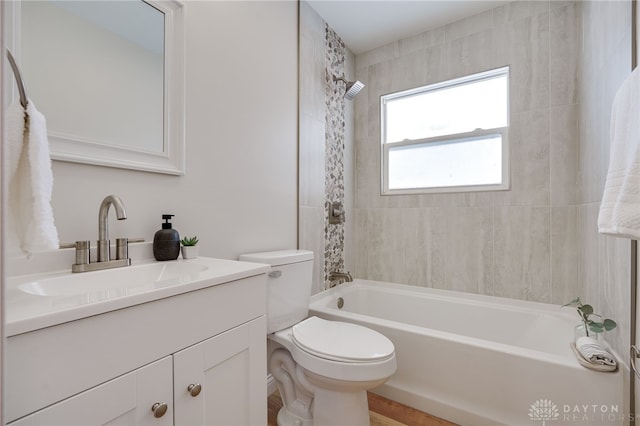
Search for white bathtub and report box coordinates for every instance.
[309,280,624,426]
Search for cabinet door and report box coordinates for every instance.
[9,357,173,426]
[173,316,266,426]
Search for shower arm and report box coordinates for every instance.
[332,75,348,85]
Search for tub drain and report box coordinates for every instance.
[337,297,344,309]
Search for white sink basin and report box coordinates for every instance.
[6,255,271,337]
[19,262,209,297]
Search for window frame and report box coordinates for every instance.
[380,66,510,196]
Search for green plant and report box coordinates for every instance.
[562,297,617,337]
[180,236,199,246]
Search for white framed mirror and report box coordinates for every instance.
[13,0,185,175]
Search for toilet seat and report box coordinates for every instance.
[270,316,397,382]
[292,317,394,363]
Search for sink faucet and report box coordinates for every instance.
[328,271,353,286]
[98,195,127,262]
[71,195,131,273]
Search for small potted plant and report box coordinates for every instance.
[180,236,199,259]
[563,297,617,339]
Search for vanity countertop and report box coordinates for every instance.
[6,256,270,337]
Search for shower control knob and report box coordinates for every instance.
[151,402,168,418]
[187,383,202,397]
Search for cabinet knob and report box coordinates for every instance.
[187,383,202,397]
[151,402,168,418]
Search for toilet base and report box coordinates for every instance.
[311,387,370,426]
[275,385,371,426]
[270,347,388,426]
[277,405,313,426]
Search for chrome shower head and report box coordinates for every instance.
[344,80,365,100]
[333,75,365,100]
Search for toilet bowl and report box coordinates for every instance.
[239,250,396,426]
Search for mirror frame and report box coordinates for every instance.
[11,0,185,175]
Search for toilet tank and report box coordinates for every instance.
[239,250,314,333]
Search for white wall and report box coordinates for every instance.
[44,1,298,260]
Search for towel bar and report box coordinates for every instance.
[6,49,27,108]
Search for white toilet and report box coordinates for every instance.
[239,250,396,426]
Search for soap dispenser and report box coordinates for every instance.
[153,214,180,261]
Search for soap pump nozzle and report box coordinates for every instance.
[162,214,175,229]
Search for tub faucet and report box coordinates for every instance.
[329,271,353,285]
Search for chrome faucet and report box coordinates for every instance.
[72,195,131,273]
[328,271,353,285]
[98,195,127,262]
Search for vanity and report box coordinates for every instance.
[5,251,270,425]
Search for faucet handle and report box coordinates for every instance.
[329,201,346,224]
[74,240,91,266]
[116,238,129,260]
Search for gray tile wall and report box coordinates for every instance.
[301,0,634,362]
[299,1,326,294]
[354,1,580,304]
[299,2,356,293]
[577,0,632,360]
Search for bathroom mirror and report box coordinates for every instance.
[15,0,185,175]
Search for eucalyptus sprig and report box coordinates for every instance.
[562,297,617,337]
[180,236,199,246]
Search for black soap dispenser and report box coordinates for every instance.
[153,214,180,261]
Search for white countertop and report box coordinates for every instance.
[6,256,270,337]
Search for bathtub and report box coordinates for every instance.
[308,280,624,426]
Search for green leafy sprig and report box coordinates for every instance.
[562,297,617,337]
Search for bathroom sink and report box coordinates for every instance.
[6,255,271,337]
[19,262,209,297]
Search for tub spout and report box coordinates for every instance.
[329,271,353,284]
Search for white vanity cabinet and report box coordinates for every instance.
[173,317,266,425]
[8,357,174,426]
[6,271,268,426]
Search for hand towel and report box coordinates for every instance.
[7,99,59,255]
[576,336,617,366]
[6,99,25,178]
[598,67,640,239]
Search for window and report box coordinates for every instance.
[381,67,509,194]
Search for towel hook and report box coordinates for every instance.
[6,49,27,109]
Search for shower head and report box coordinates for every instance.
[344,80,365,100]
[333,75,365,100]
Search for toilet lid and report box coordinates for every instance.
[291,317,394,362]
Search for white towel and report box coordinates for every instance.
[576,336,617,366]
[7,99,59,255]
[598,67,640,239]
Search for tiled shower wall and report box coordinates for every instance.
[324,26,346,284]
[353,1,581,303]
[299,2,355,294]
[300,0,634,360]
[349,0,632,358]
[577,0,631,362]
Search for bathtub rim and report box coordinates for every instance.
[309,279,624,370]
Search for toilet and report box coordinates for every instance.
[239,250,396,426]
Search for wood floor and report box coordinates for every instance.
[267,390,456,426]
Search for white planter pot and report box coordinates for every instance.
[181,246,199,259]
